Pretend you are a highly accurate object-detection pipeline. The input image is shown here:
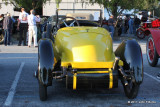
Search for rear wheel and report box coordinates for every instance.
[137,29,145,39]
[122,73,139,99]
[39,81,47,101]
[146,35,159,67]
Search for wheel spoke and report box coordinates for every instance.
[69,20,75,27]
[148,38,155,61]
[62,20,69,27]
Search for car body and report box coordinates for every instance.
[37,9,143,101]
[145,28,160,66]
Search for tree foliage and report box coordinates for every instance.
[142,0,159,10]
[1,0,51,14]
[91,0,160,18]
[1,0,159,16]
[56,0,159,18]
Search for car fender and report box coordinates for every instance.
[38,39,54,86]
[115,39,143,84]
[145,28,160,56]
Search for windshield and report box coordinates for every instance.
[56,9,102,25]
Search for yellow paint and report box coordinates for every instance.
[73,73,77,90]
[53,27,117,89]
[109,69,113,89]
[77,71,109,74]
[61,62,114,68]
[72,45,97,62]
[54,27,115,64]
[53,57,57,67]
[118,60,124,66]
[72,69,114,89]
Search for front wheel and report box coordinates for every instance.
[146,35,159,67]
[39,82,47,101]
[0,33,4,44]
[136,29,145,39]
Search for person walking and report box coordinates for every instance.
[134,16,141,34]
[3,13,13,46]
[108,15,115,39]
[17,8,29,46]
[28,9,40,47]
[128,17,134,34]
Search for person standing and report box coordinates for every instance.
[134,16,141,33]
[28,9,40,47]
[108,15,115,39]
[134,16,141,27]
[124,17,129,33]
[17,8,29,46]
[128,17,134,34]
[3,13,13,46]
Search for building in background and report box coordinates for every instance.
[43,0,105,20]
[0,0,137,20]
[0,0,20,16]
[0,0,105,19]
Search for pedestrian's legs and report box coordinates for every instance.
[28,26,33,46]
[122,26,125,34]
[131,25,133,34]
[4,29,7,45]
[7,29,10,45]
[135,25,139,36]
[23,25,28,45]
[133,25,136,34]
[109,26,114,39]
[129,25,132,34]
[18,24,23,45]
[33,26,38,46]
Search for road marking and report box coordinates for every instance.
[0,57,36,59]
[3,62,25,106]
[144,72,160,83]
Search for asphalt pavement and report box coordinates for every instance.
[0,38,160,107]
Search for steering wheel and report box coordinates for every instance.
[57,17,80,29]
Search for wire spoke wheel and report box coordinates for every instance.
[137,29,145,39]
[146,35,159,67]
[0,33,4,44]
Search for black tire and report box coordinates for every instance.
[0,33,4,44]
[146,35,159,67]
[122,77,139,99]
[136,29,145,39]
[39,82,47,101]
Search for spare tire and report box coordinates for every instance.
[0,33,4,44]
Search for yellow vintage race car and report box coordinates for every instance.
[37,9,143,101]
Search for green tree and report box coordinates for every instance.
[81,0,145,19]
[2,0,51,15]
[56,0,159,18]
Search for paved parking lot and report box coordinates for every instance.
[0,39,160,107]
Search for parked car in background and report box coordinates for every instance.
[146,28,160,66]
[0,15,4,44]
